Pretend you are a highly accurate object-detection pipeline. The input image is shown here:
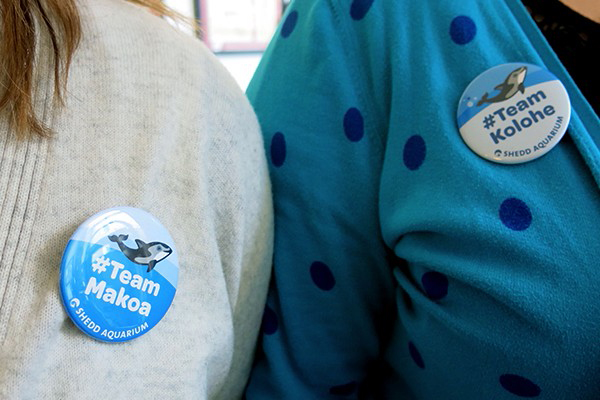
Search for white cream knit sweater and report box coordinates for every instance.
[0,0,273,398]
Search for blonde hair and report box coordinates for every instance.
[0,0,181,139]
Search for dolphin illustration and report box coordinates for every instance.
[477,66,527,106]
[108,234,172,272]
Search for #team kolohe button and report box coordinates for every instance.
[457,62,571,164]
[60,207,179,342]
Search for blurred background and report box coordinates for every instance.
[163,0,291,90]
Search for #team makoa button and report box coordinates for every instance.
[60,207,179,342]
[457,63,571,164]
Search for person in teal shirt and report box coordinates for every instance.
[245,0,599,398]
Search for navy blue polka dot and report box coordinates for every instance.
[408,341,425,369]
[281,11,299,38]
[350,0,374,21]
[270,132,286,167]
[329,381,357,396]
[344,107,364,142]
[421,271,449,300]
[403,135,426,171]
[450,16,477,45]
[499,198,532,231]
[500,374,541,397]
[310,261,336,291]
[261,305,278,335]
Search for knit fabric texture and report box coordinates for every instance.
[0,0,273,398]
[245,0,599,398]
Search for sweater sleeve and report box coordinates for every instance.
[244,0,397,398]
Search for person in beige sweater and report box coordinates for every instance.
[0,0,273,398]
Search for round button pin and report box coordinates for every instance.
[457,63,571,164]
[60,207,179,342]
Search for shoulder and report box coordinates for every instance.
[80,0,246,110]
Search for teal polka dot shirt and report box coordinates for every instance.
[245,0,600,398]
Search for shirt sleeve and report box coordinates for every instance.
[244,0,397,398]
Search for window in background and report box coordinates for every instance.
[197,0,282,52]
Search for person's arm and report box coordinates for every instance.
[244,0,396,397]
[207,83,275,398]
[558,0,600,23]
